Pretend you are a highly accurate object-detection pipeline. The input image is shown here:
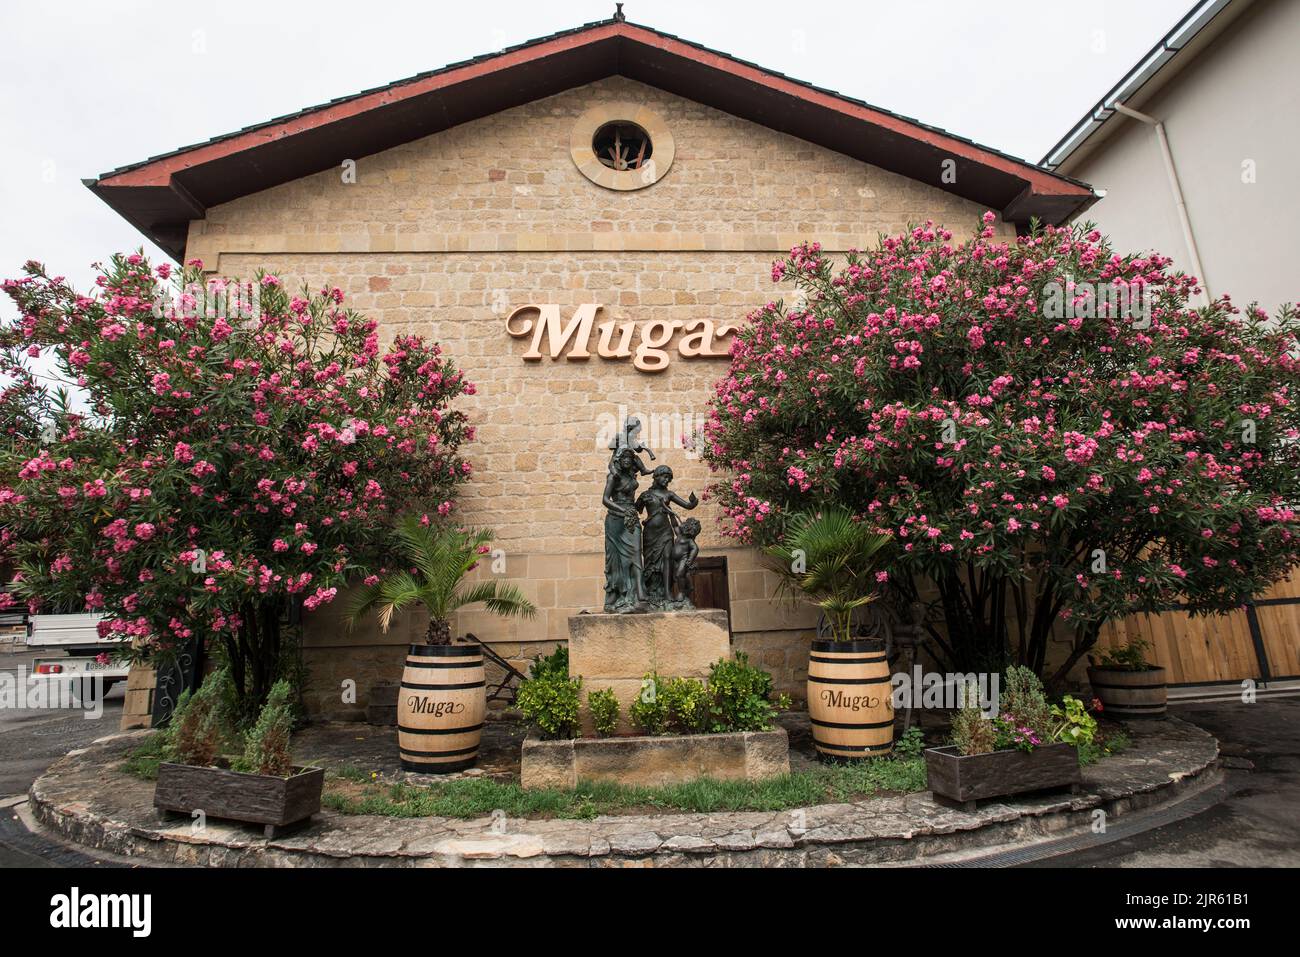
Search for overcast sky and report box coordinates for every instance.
[0,0,1191,305]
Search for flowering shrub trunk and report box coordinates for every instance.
[703,217,1300,685]
[1,254,475,717]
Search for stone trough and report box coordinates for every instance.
[521,728,790,789]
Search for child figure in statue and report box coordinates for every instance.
[669,518,702,605]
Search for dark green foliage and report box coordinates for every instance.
[627,656,789,736]
[892,726,928,760]
[660,677,711,735]
[628,673,670,736]
[528,645,570,681]
[1094,637,1155,671]
[166,669,232,768]
[235,679,296,777]
[587,688,620,737]
[707,653,789,733]
[517,670,582,740]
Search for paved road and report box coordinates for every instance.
[1027,695,1300,867]
[0,650,125,867]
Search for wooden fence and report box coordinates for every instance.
[1098,572,1300,685]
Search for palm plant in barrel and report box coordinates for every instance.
[348,514,536,772]
[765,509,895,760]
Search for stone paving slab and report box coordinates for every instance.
[28,717,1220,868]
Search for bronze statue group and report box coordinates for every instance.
[602,417,702,614]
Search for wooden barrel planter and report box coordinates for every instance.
[1087,665,1168,719]
[398,644,486,773]
[807,639,894,760]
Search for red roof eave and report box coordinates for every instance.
[98,22,629,189]
[91,17,1096,258]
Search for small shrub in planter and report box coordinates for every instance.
[924,669,1089,810]
[587,688,620,738]
[528,645,569,681]
[660,677,711,735]
[516,669,582,740]
[707,654,790,733]
[626,657,789,737]
[629,673,671,736]
[233,680,295,777]
[154,678,324,838]
[1087,638,1167,719]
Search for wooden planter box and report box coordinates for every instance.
[925,743,1081,811]
[154,762,325,838]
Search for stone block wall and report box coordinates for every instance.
[188,76,1017,718]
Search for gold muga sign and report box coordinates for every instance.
[506,304,739,373]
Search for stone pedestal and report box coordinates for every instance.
[568,609,731,736]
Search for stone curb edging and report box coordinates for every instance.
[28,718,1220,868]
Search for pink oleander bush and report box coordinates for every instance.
[703,216,1300,684]
[0,253,475,716]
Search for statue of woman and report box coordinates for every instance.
[637,465,699,607]
[602,445,653,614]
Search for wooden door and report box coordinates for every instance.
[690,557,731,635]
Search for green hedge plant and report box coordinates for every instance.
[629,673,670,736]
[708,653,789,733]
[234,679,297,777]
[660,677,711,735]
[517,671,582,740]
[587,688,620,737]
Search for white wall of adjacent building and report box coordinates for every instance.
[1061,0,1300,314]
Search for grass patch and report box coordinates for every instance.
[1079,726,1132,766]
[322,756,929,820]
[126,721,1130,816]
[121,733,169,781]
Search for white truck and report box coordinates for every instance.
[27,613,131,693]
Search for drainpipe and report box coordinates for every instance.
[1113,101,1211,304]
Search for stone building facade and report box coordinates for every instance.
[91,16,1095,719]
